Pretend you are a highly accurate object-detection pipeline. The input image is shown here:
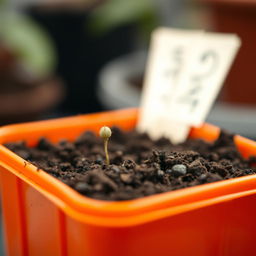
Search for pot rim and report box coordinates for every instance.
[0,108,256,226]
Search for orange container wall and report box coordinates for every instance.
[1,108,256,256]
[2,169,256,256]
[64,197,256,256]
[1,170,65,256]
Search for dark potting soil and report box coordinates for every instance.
[5,128,256,201]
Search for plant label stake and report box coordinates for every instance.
[137,28,241,143]
[138,28,203,143]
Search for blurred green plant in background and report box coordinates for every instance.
[88,0,159,40]
[0,3,56,78]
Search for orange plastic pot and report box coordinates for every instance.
[1,108,256,256]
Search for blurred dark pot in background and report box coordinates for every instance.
[202,0,256,104]
[0,42,64,125]
[0,78,64,125]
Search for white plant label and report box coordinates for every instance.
[137,28,241,143]
[138,28,203,143]
[168,32,241,126]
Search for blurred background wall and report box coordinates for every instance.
[0,0,209,121]
[0,0,256,136]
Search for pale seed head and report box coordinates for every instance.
[99,126,112,140]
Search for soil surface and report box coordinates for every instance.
[5,128,256,201]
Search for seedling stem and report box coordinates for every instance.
[99,126,112,165]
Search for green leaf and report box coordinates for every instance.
[0,12,56,77]
[88,0,157,35]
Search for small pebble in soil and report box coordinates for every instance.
[166,165,187,177]
[171,164,187,176]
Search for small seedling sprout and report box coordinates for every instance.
[99,126,112,165]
